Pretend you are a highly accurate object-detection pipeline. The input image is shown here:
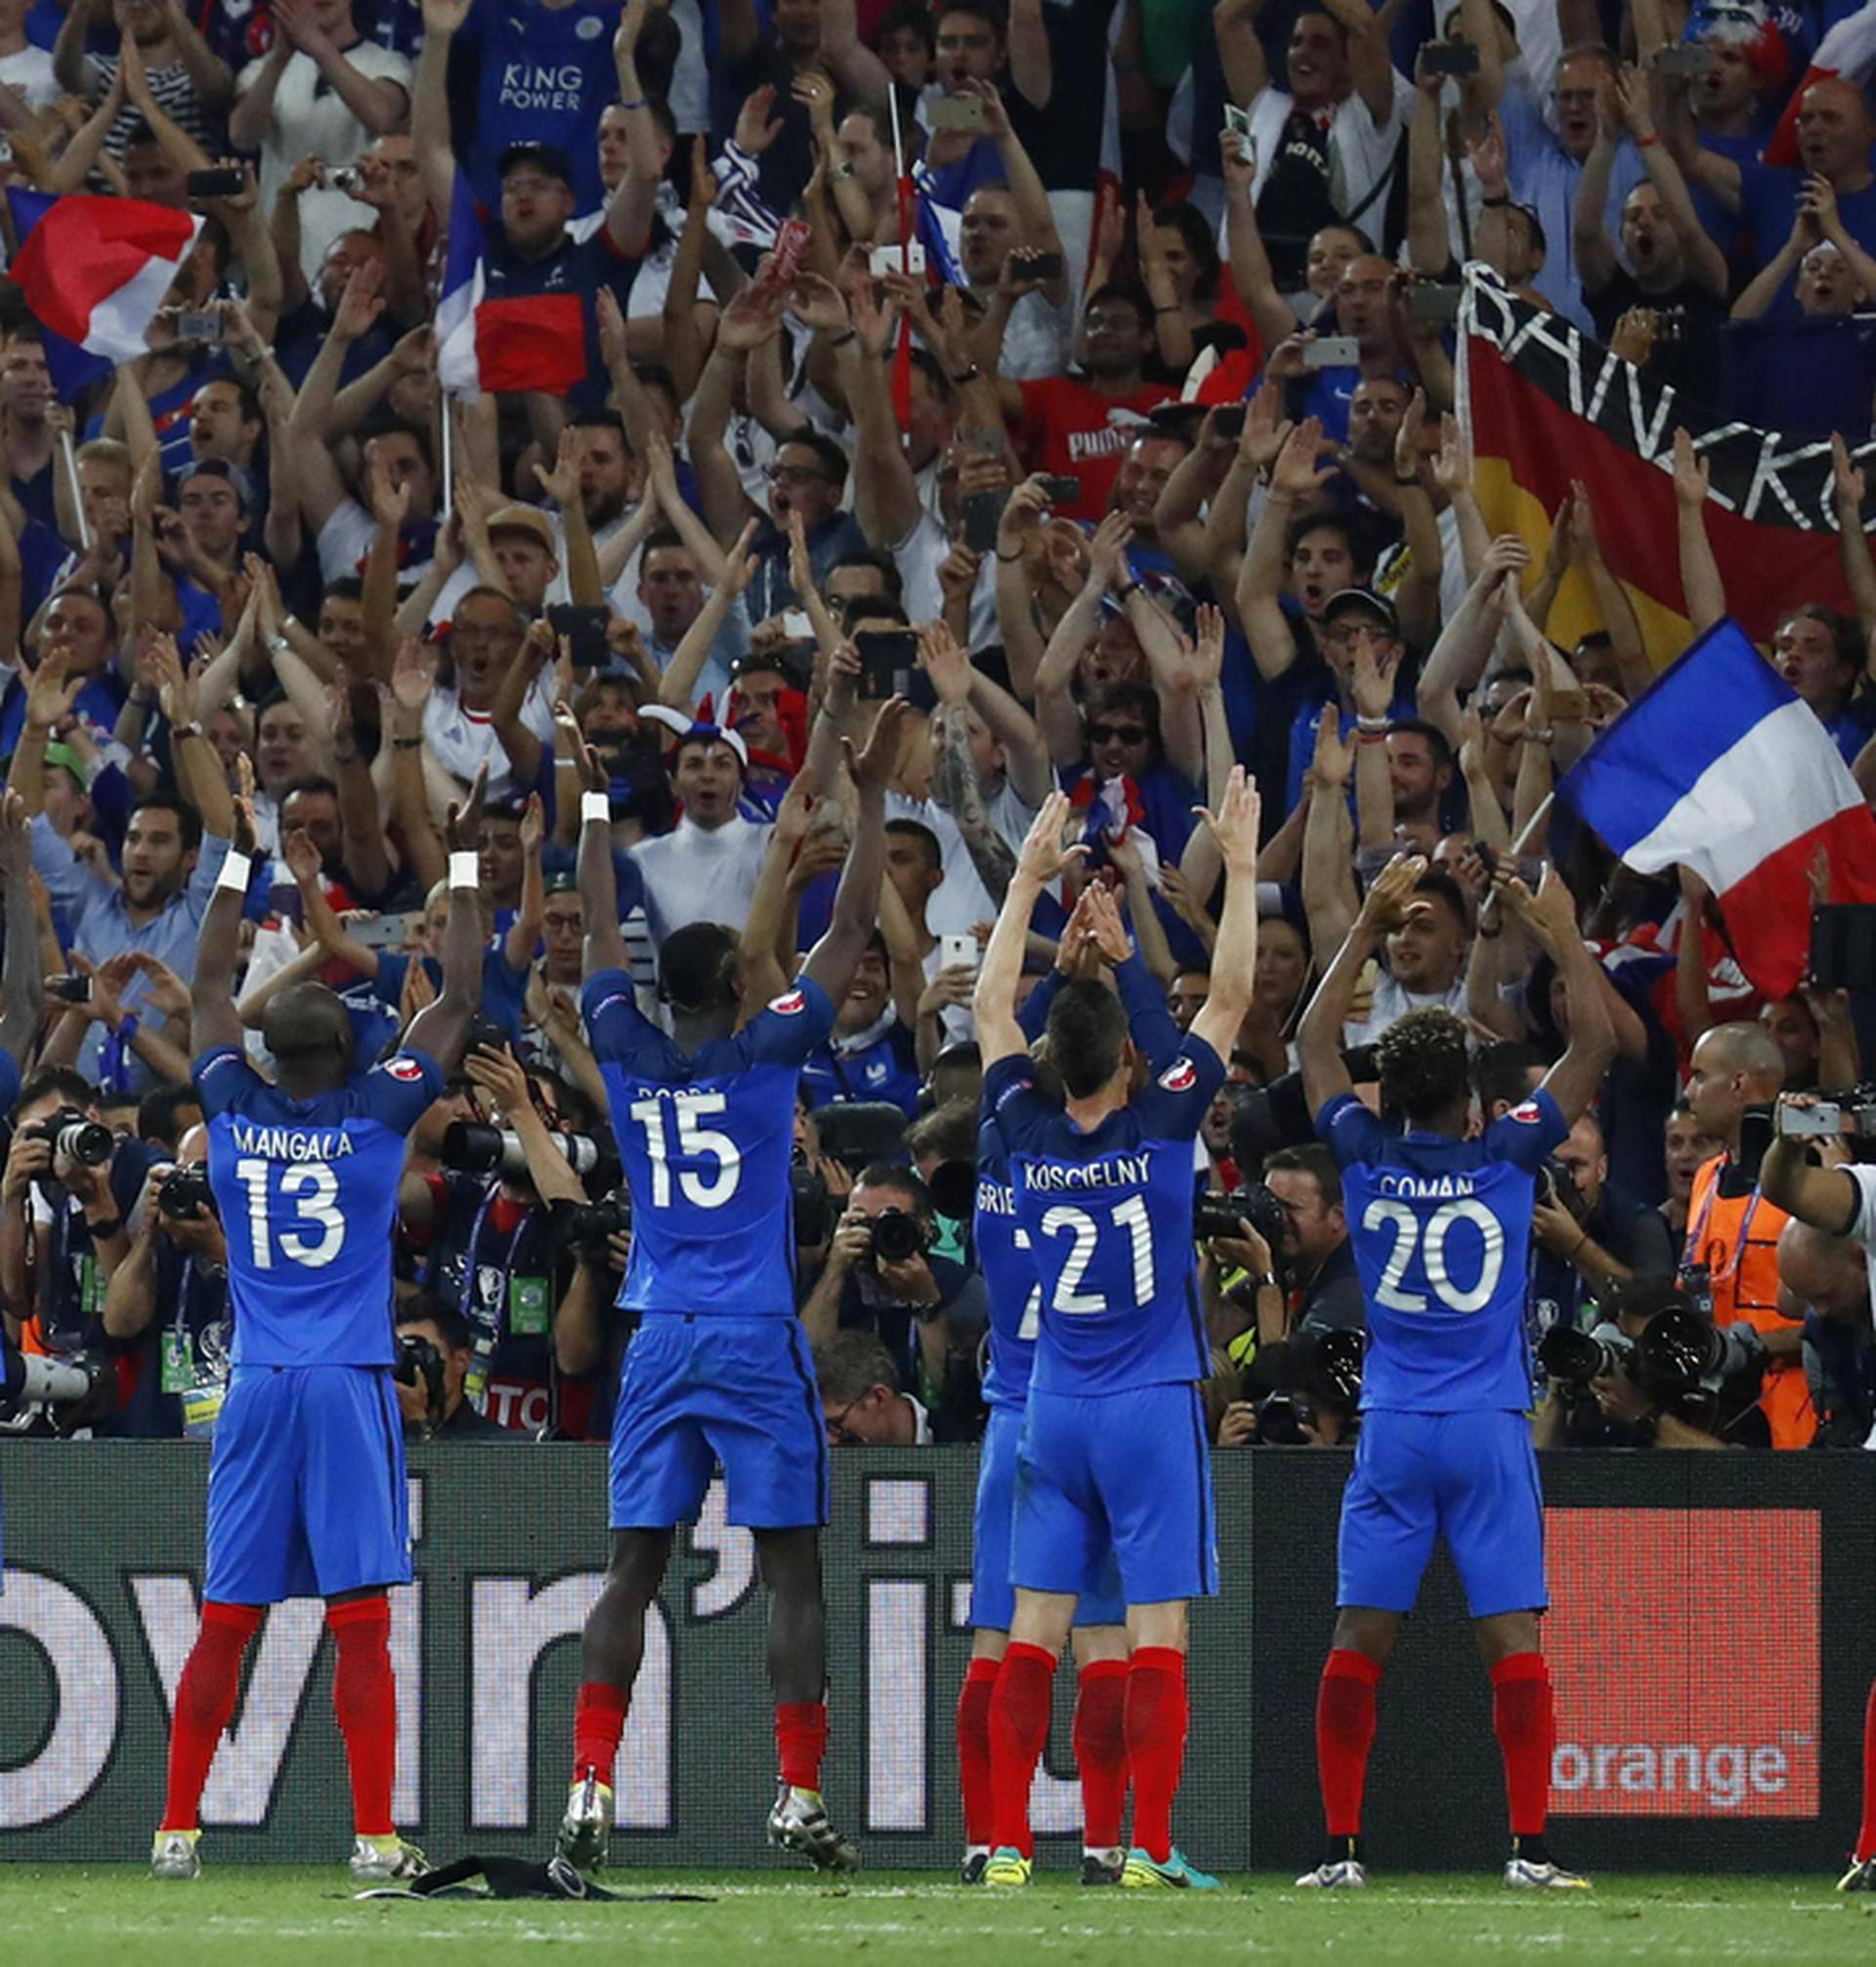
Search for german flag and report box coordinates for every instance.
[1457,267,1861,668]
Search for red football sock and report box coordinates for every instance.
[957,1657,1001,1847]
[1490,1652,1555,1840]
[327,1596,397,1838]
[989,1641,1056,1858]
[1316,1648,1383,1840]
[1072,1659,1130,1852]
[776,1700,828,1791]
[160,1601,263,1832]
[1856,1677,1876,1863]
[573,1681,629,1786]
[1125,1647,1187,1865]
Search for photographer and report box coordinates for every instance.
[815,1331,938,1446]
[1528,1113,1676,1342]
[0,1070,155,1415]
[398,1045,601,1437]
[394,1297,523,1443]
[550,1197,636,1444]
[102,1131,232,1439]
[1684,1023,1812,1447]
[800,1162,987,1434]
[1774,1219,1876,1450]
[1532,1277,1761,1450]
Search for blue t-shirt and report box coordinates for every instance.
[801,1017,921,1117]
[457,0,623,213]
[0,1048,19,1119]
[1738,162,1876,318]
[985,1033,1221,1397]
[584,967,836,1318]
[195,1044,445,1368]
[974,958,1184,1411]
[375,944,530,1045]
[1319,1085,1568,1413]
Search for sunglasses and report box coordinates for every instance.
[1087,723,1150,745]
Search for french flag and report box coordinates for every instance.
[1556,620,1876,1000]
[4,189,201,396]
[1764,0,1876,166]
[436,170,586,399]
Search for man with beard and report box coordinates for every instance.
[0,327,61,531]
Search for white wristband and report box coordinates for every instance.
[449,850,479,889]
[216,851,251,894]
[580,791,612,825]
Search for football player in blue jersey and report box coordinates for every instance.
[556,700,908,1876]
[1294,853,1614,1892]
[0,790,63,1574]
[959,881,1183,1888]
[150,770,488,1884]
[973,770,1263,1893]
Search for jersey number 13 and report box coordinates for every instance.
[233,1159,347,1269]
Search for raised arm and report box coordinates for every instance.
[402,769,488,1071]
[1672,426,1724,635]
[1516,865,1616,1122]
[1297,851,1426,1115]
[1761,1095,1865,1235]
[570,713,630,977]
[1237,419,1333,680]
[191,773,260,1054]
[1833,435,1876,641]
[0,790,42,1064]
[800,698,908,1003]
[973,790,1082,1066]
[411,0,469,223]
[1187,767,1263,1058]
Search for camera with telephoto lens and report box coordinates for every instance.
[158,1165,216,1219]
[1631,1302,1766,1397]
[441,1121,601,1181]
[28,1109,114,1168]
[1535,1157,1591,1222]
[866,1208,928,1265]
[554,1189,633,1260]
[394,1333,448,1437]
[1195,1180,1287,1251]
[1537,1319,1636,1386]
[1255,1324,1365,1444]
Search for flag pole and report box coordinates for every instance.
[1475,792,1556,934]
[885,84,916,424]
[440,386,454,522]
[61,429,89,552]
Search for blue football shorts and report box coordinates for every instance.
[971,1401,1126,1631]
[1009,1382,1217,1605]
[610,1313,828,1530]
[205,1364,409,1604]
[1338,1408,1548,1618]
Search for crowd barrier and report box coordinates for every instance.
[0,1444,1867,1870]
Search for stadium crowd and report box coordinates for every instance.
[0,0,1874,1459]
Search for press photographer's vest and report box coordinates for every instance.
[1684,1156,1814,1450]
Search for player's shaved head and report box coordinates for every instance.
[1376,1006,1472,1128]
[659,921,742,1018]
[262,982,355,1080]
[1045,979,1130,1098]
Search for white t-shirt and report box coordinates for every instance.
[235,43,412,281]
[1242,77,1408,233]
[0,45,59,109]
[422,676,557,801]
[887,780,1038,942]
[628,813,772,943]
[1343,970,1467,1049]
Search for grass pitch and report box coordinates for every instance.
[0,1866,1871,1964]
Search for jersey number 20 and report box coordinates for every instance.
[1360,1197,1504,1313]
[233,1159,346,1269]
[628,1091,742,1209]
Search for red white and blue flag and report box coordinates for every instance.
[4,189,201,396]
[436,169,586,398]
[1556,619,1876,998]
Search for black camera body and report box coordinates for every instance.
[394,1333,448,1436]
[790,1158,834,1246]
[1256,1324,1365,1443]
[1535,1158,1591,1223]
[158,1165,217,1219]
[1195,1180,1287,1251]
[30,1109,113,1168]
[557,1190,633,1258]
[1538,1319,1634,1386]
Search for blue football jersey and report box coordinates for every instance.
[975,957,1187,1410]
[985,1037,1223,1396]
[1319,1088,1569,1412]
[195,1047,445,1369]
[584,969,836,1318]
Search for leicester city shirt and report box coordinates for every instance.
[195,1046,445,1369]
[985,1034,1222,1397]
[1320,1087,1568,1412]
[584,969,835,1319]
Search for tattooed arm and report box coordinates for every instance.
[932,700,1016,905]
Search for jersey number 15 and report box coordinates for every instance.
[628,1091,743,1210]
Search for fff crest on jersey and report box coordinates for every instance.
[769,989,807,1016]
[383,1056,426,1082]
[1508,1098,1543,1124]
[1158,1059,1197,1092]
